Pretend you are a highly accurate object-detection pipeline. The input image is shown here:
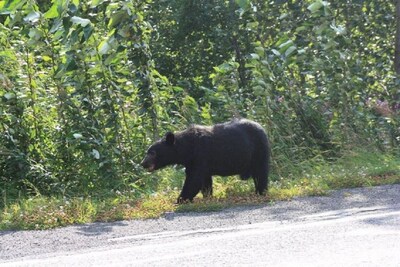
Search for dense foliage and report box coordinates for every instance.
[1,0,399,205]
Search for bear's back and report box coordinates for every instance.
[187,119,267,176]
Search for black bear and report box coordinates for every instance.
[141,119,270,203]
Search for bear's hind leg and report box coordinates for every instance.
[201,175,213,198]
[253,174,267,195]
[252,161,268,195]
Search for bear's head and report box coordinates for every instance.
[141,132,177,172]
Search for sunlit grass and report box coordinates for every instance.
[1,150,399,230]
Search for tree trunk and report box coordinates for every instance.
[395,0,400,74]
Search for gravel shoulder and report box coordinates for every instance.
[1,184,399,262]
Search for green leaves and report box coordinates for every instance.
[44,1,61,19]
[98,39,111,55]
[73,133,83,139]
[278,39,296,56]
[0,0,25,14]
[0,0,398,209]
[24,11,40,23]
[307,1,329,13]
[98,35,117,55]
[91,0,105,8]
[108,10,129,28]
[235,0,250,10]
[71,16,91,27]
[0,0,161,198]
[284,46,297,57]
[3,92,15,100]
[91,149,100,160]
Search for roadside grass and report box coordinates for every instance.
[1,150,399,230]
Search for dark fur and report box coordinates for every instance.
[141,119,270,203]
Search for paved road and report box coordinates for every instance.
[1,184,400,266]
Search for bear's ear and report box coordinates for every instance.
[165,132,175,146]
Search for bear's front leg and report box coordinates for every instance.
[177,167,205,204]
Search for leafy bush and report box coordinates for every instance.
[0,0,399,208]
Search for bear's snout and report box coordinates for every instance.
[141,155,156,172]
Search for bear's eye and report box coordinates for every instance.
[148,150,156,157]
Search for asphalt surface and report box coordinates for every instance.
[1,184,400,266]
